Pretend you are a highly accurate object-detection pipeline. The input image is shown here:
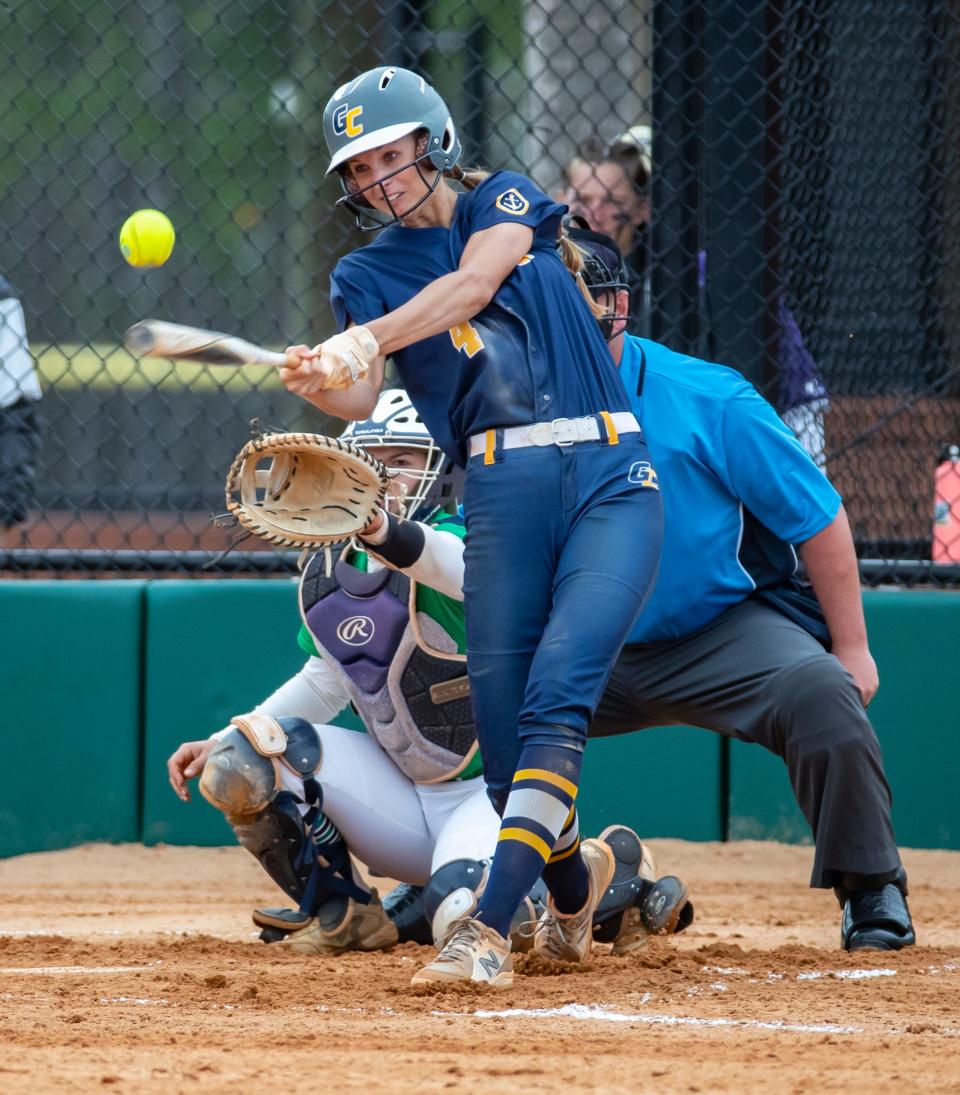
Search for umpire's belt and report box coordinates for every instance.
[468,412,640,460]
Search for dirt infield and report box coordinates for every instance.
[1,841,958,1093]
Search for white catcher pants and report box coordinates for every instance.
[277,722,499,886]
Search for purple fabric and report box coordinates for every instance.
[777,298,828,413]
[305,585,409,694]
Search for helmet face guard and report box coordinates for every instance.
[324,66,461,232]
[564,223,631,340]
[340,389,452,520]
[335,140,445,231]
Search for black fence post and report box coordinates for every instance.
[700,0,772,387]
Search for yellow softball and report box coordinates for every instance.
[119,209,175,268]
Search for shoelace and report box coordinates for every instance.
[516,907,590,958]
[435,917,487,963]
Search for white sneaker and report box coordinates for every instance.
[534,839,615,963]
[411,915,513,987]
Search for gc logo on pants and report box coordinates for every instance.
[628,461,660,490]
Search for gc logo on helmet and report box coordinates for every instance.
[332,104,364,138]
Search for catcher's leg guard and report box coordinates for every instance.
[422,859,545,950]
[610,876,695,955]
[422,858,487,943]
[591,825,657,943]
[200,716,371,937]
[201,723,321,902]
[586,825,694,953]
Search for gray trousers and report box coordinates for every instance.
[590,599,901,888]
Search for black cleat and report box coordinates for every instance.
[838,868,915,951]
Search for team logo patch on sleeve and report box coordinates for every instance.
[495,188,530,215]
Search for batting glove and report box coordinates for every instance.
[318,326,379,390]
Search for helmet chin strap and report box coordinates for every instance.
[337,152,443,231]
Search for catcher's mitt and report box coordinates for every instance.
[225,432,389,547]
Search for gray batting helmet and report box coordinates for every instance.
[323,66,461,177]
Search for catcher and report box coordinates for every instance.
[167,389,691,964]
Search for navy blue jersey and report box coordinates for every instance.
[330,170,633,465]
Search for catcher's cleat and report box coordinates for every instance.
[611,875,695,955]
[411,915,513,988]
[533,839,615,964]
[838,868,915,951]
[253,890,399,955]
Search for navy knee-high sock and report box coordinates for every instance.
[475,743,590,940]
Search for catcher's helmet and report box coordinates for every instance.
[341,389,451,520]
[323,66,462,230]
[564,221,631,340]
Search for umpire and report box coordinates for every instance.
[572,228,914,952]
[0,275,41,529]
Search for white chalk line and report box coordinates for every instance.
[0,964,159,975]
[435,1003,862,1035]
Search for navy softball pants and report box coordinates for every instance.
[462,433,663,806]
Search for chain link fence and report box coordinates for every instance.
[1,0,959,580]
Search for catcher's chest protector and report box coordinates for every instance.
[299,551,478,783]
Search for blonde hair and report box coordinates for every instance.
[558,232,606,319]
[445,163,490,190]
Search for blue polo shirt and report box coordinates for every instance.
[619,336,841,643]
[330,170,632,466]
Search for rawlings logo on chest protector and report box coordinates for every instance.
[299,549,478,783]
[336,616,376,646]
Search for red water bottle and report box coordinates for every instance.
[933,444,960,563]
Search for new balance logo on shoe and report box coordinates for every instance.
[477,949,502,978]
[411,916,514,987]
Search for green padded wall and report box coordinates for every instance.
[728,590,960,849]
[2,580,955,856]
[0,580,144,857]
[579,727,724,841]
[141,579,308,845]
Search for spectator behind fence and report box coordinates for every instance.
[561,126,830,468]
[0,276,42,529]
[562,126,651,329]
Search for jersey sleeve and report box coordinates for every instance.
[463,171,566,244]
[714,383,841,544]
[329,257,386,331]
[297,622,318,656]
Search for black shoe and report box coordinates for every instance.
[837,868,915,951]
[382,883,433,945]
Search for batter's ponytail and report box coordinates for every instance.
[445,163,490,190]
[558,231,606,319]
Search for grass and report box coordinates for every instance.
[33,343,284,391]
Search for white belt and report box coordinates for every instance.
[468,412,640,460]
